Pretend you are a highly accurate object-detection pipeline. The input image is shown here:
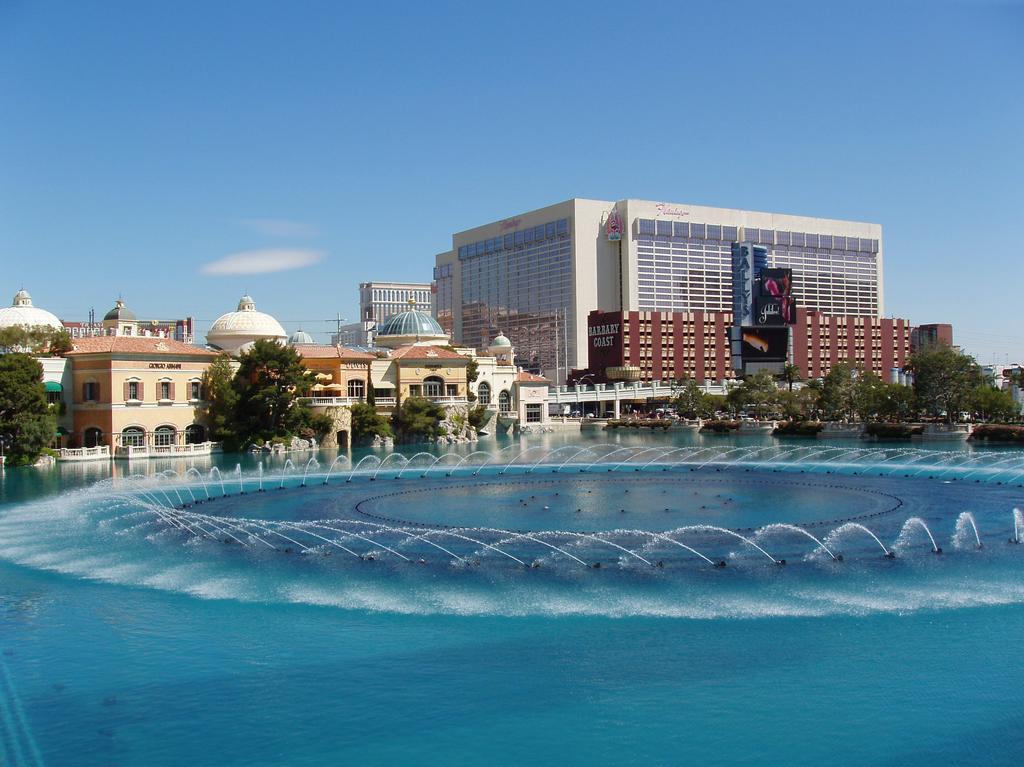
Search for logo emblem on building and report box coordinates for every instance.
[605,208,623,241]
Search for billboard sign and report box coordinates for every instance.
[731,243,755,326]
[587,312,624,373]
[739,327,790,363]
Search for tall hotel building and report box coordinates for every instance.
[433,199,882,383]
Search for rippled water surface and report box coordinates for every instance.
[3,431,1024,765]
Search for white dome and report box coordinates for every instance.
[0,289,64,331]
[206,294,287,354]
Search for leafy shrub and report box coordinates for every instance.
[700,419,739,433]
[467,405,489,430]
[970,424,1024,442]
[865,422,923,439]
[350,402,392,442]
[392,397,446,443]
[773,421,824,437]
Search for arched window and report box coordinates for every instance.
[185,424,206,444]
[423,376,444,398]
[121,426,145,447]
[477,380,491,405]
[154,425,176,447]
[84,427,103,448]
[498,390,511,413]
[347,379,366,399]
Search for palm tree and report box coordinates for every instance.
[778,363,803,392]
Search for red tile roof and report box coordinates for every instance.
[389,344,468,361]
[516,371,550,383]
[65,337,219,357]
[297,344,376,361]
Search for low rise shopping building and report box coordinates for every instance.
[65,336,220,457]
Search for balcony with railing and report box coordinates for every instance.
[114,441,223,459]
[57,445,111,462]
[300,396,363,407]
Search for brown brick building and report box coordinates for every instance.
[579,308,948,384]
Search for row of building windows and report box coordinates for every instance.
[636,236,879,316]
[79,380,202,403]
[368,289,431,303]
[634,219,879,253]
[458,218,570,260]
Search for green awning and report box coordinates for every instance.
[44,381,63,392]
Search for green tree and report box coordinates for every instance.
[366,375,376,406]
[907,345,984,423]
[852,370,886,421]
[392,396,446,442]
[776,389,812,420]
[200,355,239,448]
[732,370,779,418]
[672,377,704,418]
[969,385,1019,423]
[0,354,57,466]
[699,393,727,419]
[232,340,319,445]
[350,402,392,443]
[820,363,863,420]
[0,326,72,356]
[876,383,917,422]
[467,404,489,430]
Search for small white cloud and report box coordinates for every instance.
[201,249,324,275]
[238,218,318,237]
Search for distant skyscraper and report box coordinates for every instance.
[359,281,432,324]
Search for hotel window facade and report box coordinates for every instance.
[457,217,573,376]
[634,220,880,317]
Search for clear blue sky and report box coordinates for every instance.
[1,0,1021,365]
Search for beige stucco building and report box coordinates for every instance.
[66,336,219,456]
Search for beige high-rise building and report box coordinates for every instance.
[433,198,882,383]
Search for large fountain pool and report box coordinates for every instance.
[2,437,1024,764]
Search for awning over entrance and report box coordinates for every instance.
[44,381,63,392]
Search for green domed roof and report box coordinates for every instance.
[376,309,445,338]
[104,299,136,322]
[490,332,512,347]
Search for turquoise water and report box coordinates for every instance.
[3,431,1024,765]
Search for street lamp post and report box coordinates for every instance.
[576,374,595,416]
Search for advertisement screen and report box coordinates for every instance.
[740,327,790,362]
[756,267,796,325]
[754,296,797,325]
